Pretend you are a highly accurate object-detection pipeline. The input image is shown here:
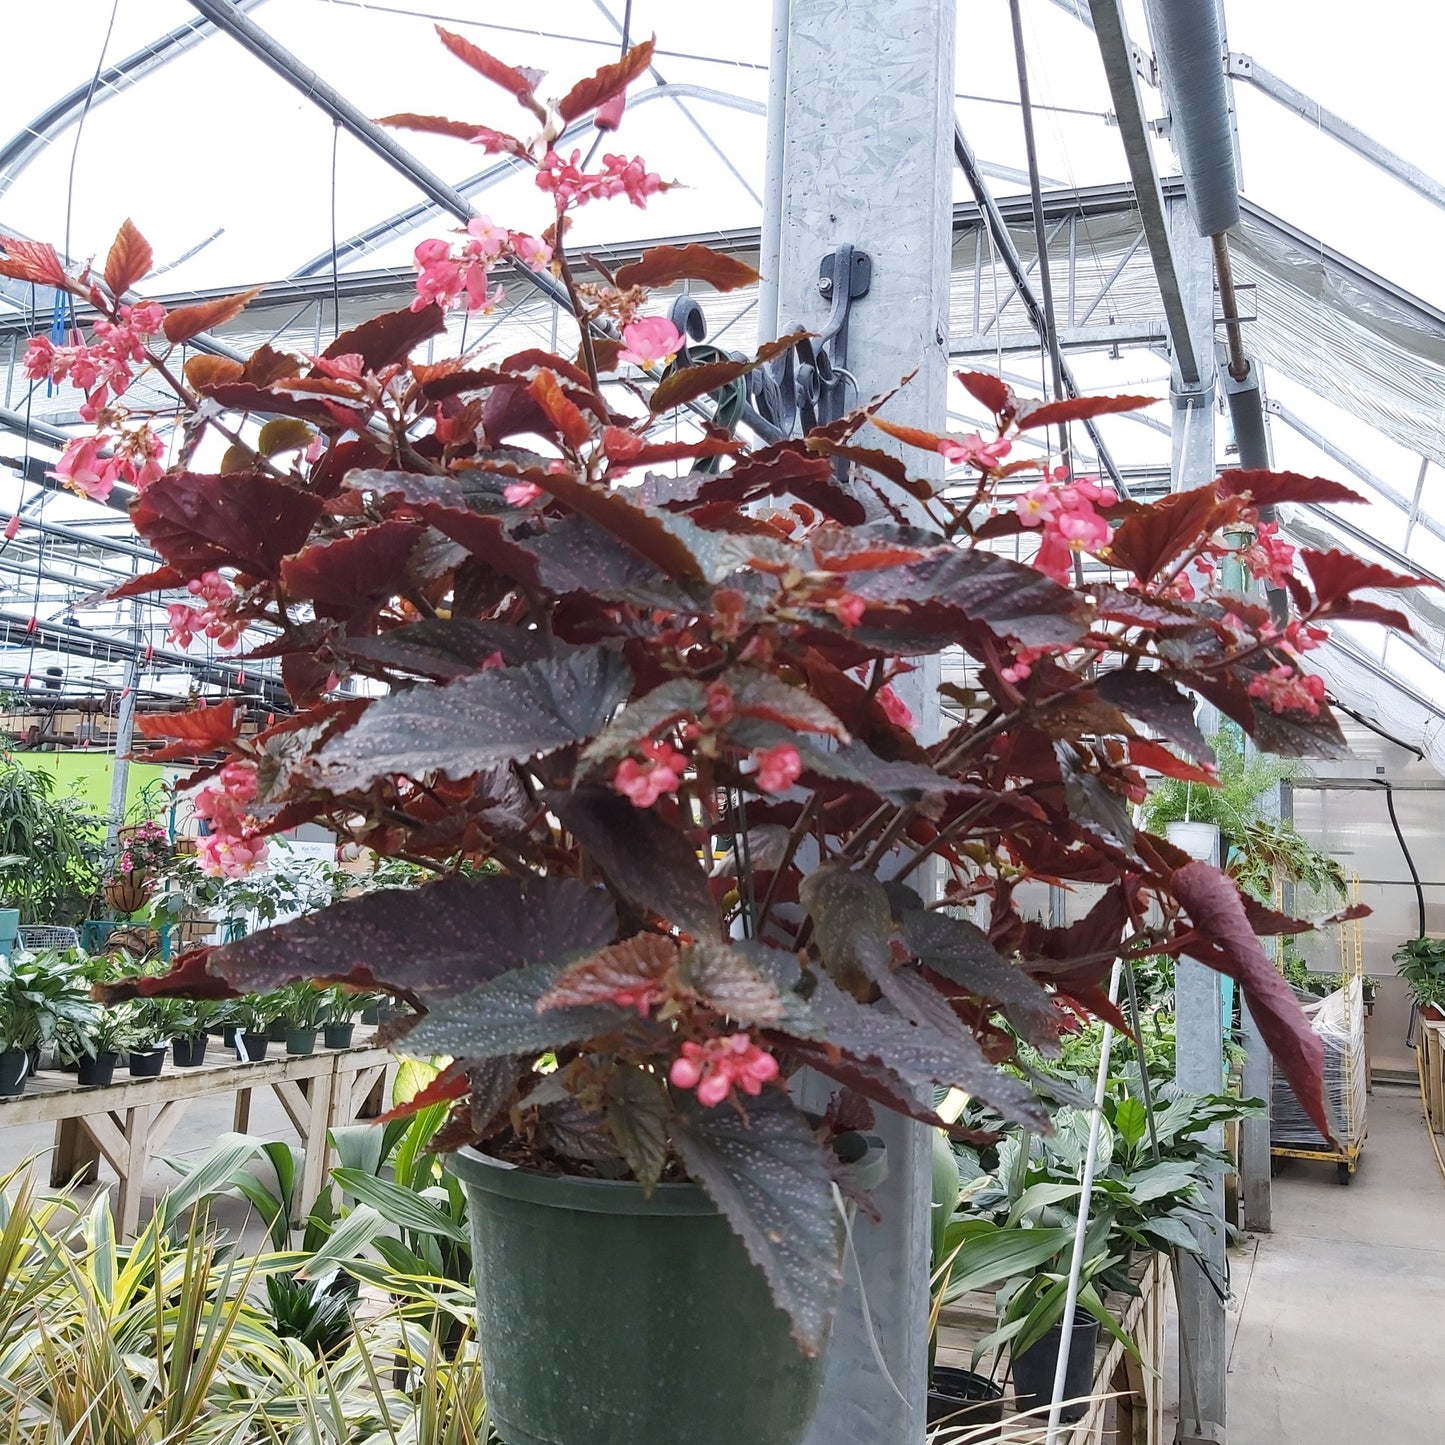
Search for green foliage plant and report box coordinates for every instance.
[0,760,103,925]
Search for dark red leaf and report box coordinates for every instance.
[131,473,324,579]
[323,303,447,371]
[1104,488,1232,583]
[1171,861,1330,1141]
[556,38,656,123]
[810,522,933,572]
[106,564,188,600]
[538,933,677,1011]
[1096,669,1213,763]
[868,416,948,454]
[648,334,803,414]
[1320,599,1413,630]
[103,219,153,297]
[163,289,261,344]
[282,520,425,619]
[0,236,69,288]
[208,874,617,1009]
[94,948,238,1003]
[614,242,760,293]
[1128,737,1218,784]
[955,371,1012,416]
[1216,469,1365,508]
[374,1063,471,1124]
[1015,393,1155,430]
[529,371,592,450]
[134,699,241,761]
[377,114,528,156]
[435,25,543,103]
[1301,548,1431,609]
[184,354,246,390]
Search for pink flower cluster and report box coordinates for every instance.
[669,1033,779,1107]
[1240,520,1296,589]
[410,216,552,314]
[166,571,242,650]
[52,424,165,503]
[617,316,683,369]
[24,300,165,422]
[1017,476,1116,584]
[535,149,664,210]
[754,744,803,793]
[1246,664,1326,717]
[614,739,689,807]
[193,759,268,878]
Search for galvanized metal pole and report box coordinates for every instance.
[1167,194,1228,1445]
[768,4,955,1441]
[104,602,143,856]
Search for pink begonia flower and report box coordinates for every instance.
[411,238,463,311]
[1240,520,1296,589]
[876,684,914,730]
[618,316,684,369]
[510,231,553,271]
[535,149,665,210]
[312,353,366,381]
[188,570,233,604]
[466,215,509,261]
[827,592,866,629]
[504,481,544,507]
[52,435,117,502]
[704,680,734,720]
[613,739,689,808]
[938,432,1012,469]
[670,1034,779,1107]
[122,301,166,336]
[1246,665,1326,718]
[194,760,267,878]
[167,603,201,649]
[754,744,802,794]
[1016,477,1117,584]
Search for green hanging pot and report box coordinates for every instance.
[453,1132,884,1445]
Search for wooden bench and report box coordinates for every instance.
[936,1252,1167,1443]
[0,1039,393,1236]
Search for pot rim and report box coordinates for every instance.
[457,1127,885,1218]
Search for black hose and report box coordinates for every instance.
[1376,779,1426,938]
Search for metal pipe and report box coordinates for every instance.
[1211,233,1250,381]
[757,0,791,342]
[1140,0,1239,237]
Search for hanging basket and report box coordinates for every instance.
[103,872,152,916]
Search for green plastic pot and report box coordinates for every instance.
[454,1136,881,1445]
[323,1023,355,1049]
[285,1028,317,1056]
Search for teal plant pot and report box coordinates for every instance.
[285,1028,317,1057]
[323,1023,355,1050]
[452,1139,878,1445]
[0,908,18,959]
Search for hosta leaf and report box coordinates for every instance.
[671,1088,842,1355]
[402,961,632,1060]
[316,648,631,791]
[207,874,616,1008]
[547,786,718,937]
[604,1064,671,1191]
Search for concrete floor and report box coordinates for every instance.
[1223,1082,1445,1441]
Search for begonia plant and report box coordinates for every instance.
[16,31,1424,1352]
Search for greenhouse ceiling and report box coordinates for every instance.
[0,0,1442,769]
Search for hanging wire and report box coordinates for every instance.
[330,120,343,343]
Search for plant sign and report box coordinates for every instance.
[31,29,1420,1360]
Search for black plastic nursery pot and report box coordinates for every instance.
[323,1023,354,1049]
[239,1031,270,1061]
[285,1028,318,1056]
[222,1024,239,1049]
[454,1142,877,1445]
[128,1047,167,1078]
[0,1048,28,1097]
[1011,1315,1100,1424]
[172,1034,209,1068]
[266,1019,290,1043]
[76,1052,118,1087]
[926,1366,1004,1435]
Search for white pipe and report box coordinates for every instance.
[1045,958,1124,1441]
[757,0,790,342]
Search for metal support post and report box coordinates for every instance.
[767,4,954,1441]
[104,604,143,857]
[1167,194,1227,1444]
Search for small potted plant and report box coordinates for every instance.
[0,950,92,1095]
[125,999,169,1077]
[320,986,359,1050]
[236,994,280,1061]
[1360,974,1378,1013]
[154,997,214,1067]
[277,981,328,1056]
[73,1004,134,1087]
[1395,937,1445,1021]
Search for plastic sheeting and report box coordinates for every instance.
[1271,977,1368,1150]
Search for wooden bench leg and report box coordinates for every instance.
[295,1069,335,1226]
[116,1105,154,1239]
[233,1086,253,1134]
[51,1116,100,1187]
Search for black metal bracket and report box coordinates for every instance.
[748,243,873,439]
